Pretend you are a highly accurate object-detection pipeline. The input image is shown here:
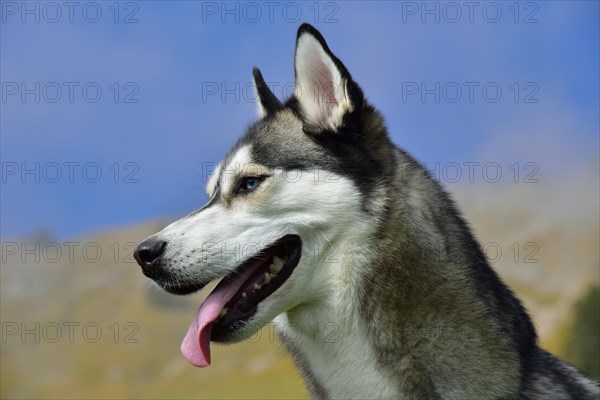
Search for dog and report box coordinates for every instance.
[134,23,599,399]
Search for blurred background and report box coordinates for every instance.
[1,1,598,398]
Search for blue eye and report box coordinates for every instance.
[244,178,259,190]
[238,177,263,194]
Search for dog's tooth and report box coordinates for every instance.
[254,283,261,291]
[219,308,228,318]
[241,292,247,298]
[264,272,272,284]
[272,255,284,272]
[269,264,280,274]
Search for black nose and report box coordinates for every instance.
[134,239,167,276]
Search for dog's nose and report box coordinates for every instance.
[134,239,167,275]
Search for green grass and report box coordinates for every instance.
[558,285,600,380]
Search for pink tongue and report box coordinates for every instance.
[180,266,258,367]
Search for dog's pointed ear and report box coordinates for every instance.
[253,67,283,118]
[294,23,363,133]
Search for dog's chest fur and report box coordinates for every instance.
[276,309,397,399]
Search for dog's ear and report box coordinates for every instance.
[253,67,283,118]
[294,23,363,133]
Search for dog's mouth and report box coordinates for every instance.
[180,234,302,367]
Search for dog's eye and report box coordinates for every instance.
[236,176,265,194]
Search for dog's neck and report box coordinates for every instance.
[276,155,531,399]
[275,238,399,399]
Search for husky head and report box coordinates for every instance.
[134,24,392,367]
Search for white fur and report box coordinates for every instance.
[217,145,253,194]
[205,161,222,198]
[294,33,352,131]
[150,143,394,397]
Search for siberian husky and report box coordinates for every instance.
[135,24,599,399]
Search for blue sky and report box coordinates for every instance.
[1,1,598,239]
